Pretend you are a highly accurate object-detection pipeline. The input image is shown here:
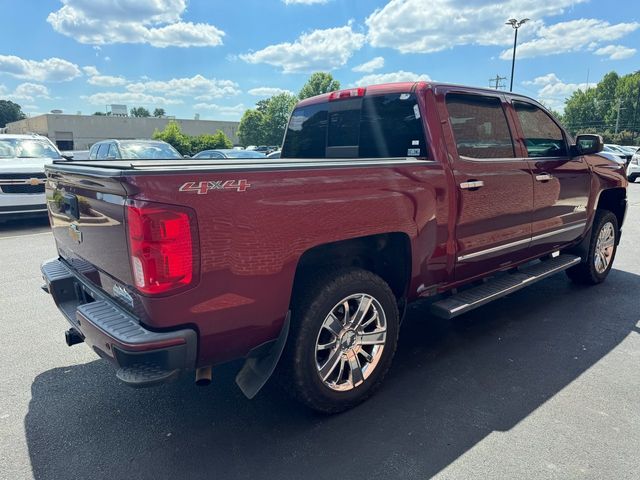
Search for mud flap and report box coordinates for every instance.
[235,312,290,399]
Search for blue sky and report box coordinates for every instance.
[0,0,638,120]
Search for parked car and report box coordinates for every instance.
[0,133,61,221]
[192,149,266,159]
[626,149,640,182]
[41,82,627,413]
[618,145,639,156]
[88,140,182,160]
[603,144,631,164]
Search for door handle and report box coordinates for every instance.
[460,180,484,190]
[536,173,553,182]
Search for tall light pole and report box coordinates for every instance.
[506,18,529,92]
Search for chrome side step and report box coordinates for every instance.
[430,254,581,319]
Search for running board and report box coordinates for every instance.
[430,254,581,319]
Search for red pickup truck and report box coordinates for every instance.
[41,82,627,412]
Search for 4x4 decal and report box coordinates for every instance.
[179,180,251,194]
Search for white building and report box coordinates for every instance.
[6,114,239,150]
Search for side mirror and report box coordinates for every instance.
[574,134,603,155]
[183,154,191,158]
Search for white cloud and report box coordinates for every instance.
[352,70,431,87]
[0,55,81,82]
[240,24,365,73]
[283,0,330,4]
[352,56,385,73]
[365,0,584,54]
[2,83,50,102]
[192,103,246,116]
[88,75,127,87]
[47,0,225,48]
[82,65,99,76]
[126,74,240,99]
[500,19,640,59]
[247,87,294,96]
[522,73,589,111]
[84,92,182,106]
[594,44,636,60]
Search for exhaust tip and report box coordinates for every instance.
[65,328,84,347]
[195,366,212,386]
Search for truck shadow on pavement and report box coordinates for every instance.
[25,269,639,480]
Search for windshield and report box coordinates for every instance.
[0,138,61,159]
[118,142,182,159]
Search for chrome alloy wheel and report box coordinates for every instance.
[594,221,615,274]
[314,293,387,392]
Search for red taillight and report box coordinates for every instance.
[328,87,365,101]
[126,202,198,295]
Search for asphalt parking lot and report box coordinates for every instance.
[1,188,639,480]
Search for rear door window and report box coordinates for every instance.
[359,93,427,158]
[282,103,328,158]
[445,93,515,159]
[513,101,568,158]
[107,143,119,159]
[96,143,109,159]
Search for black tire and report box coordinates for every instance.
[280,268,399,413]
[629,174,638,183]
[566,210,619,285]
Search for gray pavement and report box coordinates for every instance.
[1,188,639,480]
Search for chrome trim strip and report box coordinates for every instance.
[458,237,530,261]
[531,222,586,241]
[457,222,586,262]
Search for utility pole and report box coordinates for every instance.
[506,18,529,92]
[615,99,627,135]
[489,75,507,90]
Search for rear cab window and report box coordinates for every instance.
[282,92,427,159]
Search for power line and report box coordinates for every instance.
[489,74,507,90]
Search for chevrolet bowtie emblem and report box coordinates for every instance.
[29,178,43,186]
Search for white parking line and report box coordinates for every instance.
[0,231,52,240]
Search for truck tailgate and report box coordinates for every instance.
[46,166,132,288]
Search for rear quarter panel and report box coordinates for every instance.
[126,161,449,365]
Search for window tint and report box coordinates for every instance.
[96,143,109,159]
[282,103,328,158]
[359,93,427,158]
[445,94,515,159]
[513,101,567,157]
[328,101,360,148]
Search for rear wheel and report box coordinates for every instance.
[281,268,399,413]
[566,210,618,285]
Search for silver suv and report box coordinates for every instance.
[0,134,62,221]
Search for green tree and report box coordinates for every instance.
[93,111,106,116]
[0,100,26,127]
[298,72,341,100]
[192,130,233,153]
[153,108,166,118]
[130,106,151,117]
[262,92,298,145]
[238,109,266,146]
[152,121,191,155]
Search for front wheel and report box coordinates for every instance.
[281,268,399,413]
[566,210,619,285]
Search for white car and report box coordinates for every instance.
[0,134,62,221]
[627,149,640,183]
